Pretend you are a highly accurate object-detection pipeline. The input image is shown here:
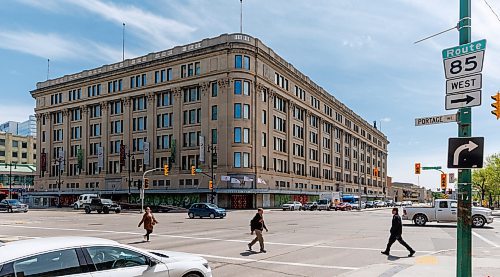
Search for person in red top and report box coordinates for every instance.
[138,207,158,242]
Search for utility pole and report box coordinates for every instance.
[208,145,217,204]
[127,152,134,203]
[457,0,472,276]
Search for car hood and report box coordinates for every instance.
[215,208,226,212]
[149,250,207,263]
[472,207,492,213]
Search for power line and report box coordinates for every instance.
[483,0,500,23]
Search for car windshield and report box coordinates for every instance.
[7,200,21,204]
[207,204,219,209]
[101,199,112,204]
[306,202,314,205]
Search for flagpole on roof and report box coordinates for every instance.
[122,23,126,61]
[240,0,243,33]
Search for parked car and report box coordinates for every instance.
[84,198,121,214]
[301,202,318,211]
[395,202,403,206]
[316,199,332,211]
[0,236,212,277]
[386,200,395,207]
[365,201,375,208]
[376,201,386,208]
[403,199,493,228]
[188,203,226,219]
[335,202,352,211]
[282,201,302,211]
[0,199,28,213]
[73,194,98,209]
[352,201,366,210]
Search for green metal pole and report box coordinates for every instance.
[457,0,472,276]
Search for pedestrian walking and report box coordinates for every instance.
[248,208,268,253]
[138,207,158,242]
[381,207,415,257]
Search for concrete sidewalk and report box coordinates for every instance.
[339,248,500,276]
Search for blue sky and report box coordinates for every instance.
[0,0,499,190]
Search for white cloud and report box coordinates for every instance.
[0,104,35,123]
[380,117,391,123]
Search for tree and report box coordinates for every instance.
[472,153,500,208]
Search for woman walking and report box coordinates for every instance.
[138,207,158,242]
[248,208,269,253]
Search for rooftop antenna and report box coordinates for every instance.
[240,0,243,33]
[47,59,50,80]
[122,22,125,61]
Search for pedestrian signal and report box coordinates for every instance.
[415,163,421,174]
[144,178,149,189]
[164,164,169,176]
[191,165,196,176]
[440,173,447,190]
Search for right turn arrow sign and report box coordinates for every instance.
[447,137,484,168]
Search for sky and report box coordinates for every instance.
[0,0,499,190]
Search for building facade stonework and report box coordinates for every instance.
[30,34,389,208]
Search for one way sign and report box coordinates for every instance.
[447,137,484,169]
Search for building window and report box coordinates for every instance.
[211,105,218,120]
[235,55,242,68]
[211,129,218,144]
[183,87,200,102]
[234,80,242,95]
[157,91,173,107]
[234,127,242,143]
[211,82,218,97]
[132,96,147,111]
[262,132,267,147]
[195,62,201,75]
[244,55,250,70]
[243,81,250,95]
[262,110,267,124]
[243,104,250,119]
[167,68,173,81]
[234,152,241,168]
[110,100,123,115]
[234,103,242,118]
[243,128,250,143]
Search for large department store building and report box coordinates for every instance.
[30,34,389,209]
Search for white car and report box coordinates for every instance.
[73,194,99,209]
[0,237,212,277]
[282,201,302,211]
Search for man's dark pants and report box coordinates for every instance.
[385,234,413,253]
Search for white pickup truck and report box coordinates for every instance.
[402,199,493,228]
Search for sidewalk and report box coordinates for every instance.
[339,248,500,276]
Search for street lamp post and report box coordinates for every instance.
[127,152,135,203]
[5,162,17,199]
[207,145,217,204]
[54,158,63,207]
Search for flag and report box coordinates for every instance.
[243,176,253,182]
[221,175,231,181]
[231,178,241,184]
[257,178,267,185]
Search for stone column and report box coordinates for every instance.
[80,105,89,175]
[217,78,230,171]
[101,101,109,174]
[146,92,156,170]
[172,87,183,171]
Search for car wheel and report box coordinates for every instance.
[24,210,28,213]
[414,214,427,226]
[85,207,91,214]
[8,208,13,213]
[472,215,486,228]
[188,212,195,219]
[220,216,224,219]
[209,213,215,219]
[183,272,202,277]
[103,207,110,214]
[97,210,102,214]
[115,209,121,214]
[291,207,294,211]
[73,204,79,210]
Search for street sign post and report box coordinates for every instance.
[446,74,482,95]
[445,90,481,110]
[415,114,457,126]
[447,137,484,169]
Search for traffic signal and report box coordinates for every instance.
[373,168,379,177]
[492,92,500,119]
[209,180,213,190]
[191,165,196,176]
[440,173,447,190]
[164,164,169,176]
[138,179,142,190]
[415,163,421,174]
[144,178,149,189]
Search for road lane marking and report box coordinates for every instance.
[415,256,438,265]
[472,231,500,248]
[0,224,433,253]
[193,253,359,270]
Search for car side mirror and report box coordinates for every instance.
[148,258,159,267]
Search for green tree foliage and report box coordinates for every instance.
[472,153,500,207]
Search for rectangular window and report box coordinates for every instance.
[234,127,242,143]
[262,132,267,147]
[211,82,218,97]
[243,152,250,168]
[181,65,187,78]
[188,63,194,76]
[243,128,250,143]
[130,76,135,88]
[244,55,250,70]
[234,152,241,168]
[243,104,250,119]
[262,110,267,124]
[235,55,242,68]
[212,129,218,144]
[243,81,250,95]
[212,105,218,120]
[195,62,201,75]
[234,80,242,94]
[142,74,147,86]
[234,103,242,118]
[167,68,173,80]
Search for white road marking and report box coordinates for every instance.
[0,224,433,253]
[194,253,359,270]
[472,231,500,248]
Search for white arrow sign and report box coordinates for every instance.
[453,141,479,166]
[445,90,481,110]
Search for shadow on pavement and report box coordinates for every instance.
[128,241,148,245]
[387,255,411,261]
[403,224,494,230]
[240,251,260,257]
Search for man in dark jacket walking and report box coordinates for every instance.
[381,208,415,257]
[248,208,268,253]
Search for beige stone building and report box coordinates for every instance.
[0,132,36,165]
[30,34,389,208]
[389,182,433,203]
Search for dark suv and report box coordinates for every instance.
[84,198,121,214]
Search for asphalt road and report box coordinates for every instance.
[1,208,499,276]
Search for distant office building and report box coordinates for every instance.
[0,132,37,165]
[389,182,433,203]
[30,33,389,208]
[0,116,37,137]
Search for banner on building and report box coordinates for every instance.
[143,142,150,166]
[97,146,104,169]
[230,178,241,184]
[221,175,230,181]
[257,178,267,185]
[199,136,205,163]
[243,176,253,182]
[119,144,126,167]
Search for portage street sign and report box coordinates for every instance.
[422,166,442,170]
[442,39,486,60]
[443,51,484,79]
[415,114,457,126]
[446,74,482,95]
[445,90,481,110]
[447,137,484,169]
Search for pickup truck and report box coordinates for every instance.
[402,199,493,228]
[84,198,121,214]
[316,199,332,211]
